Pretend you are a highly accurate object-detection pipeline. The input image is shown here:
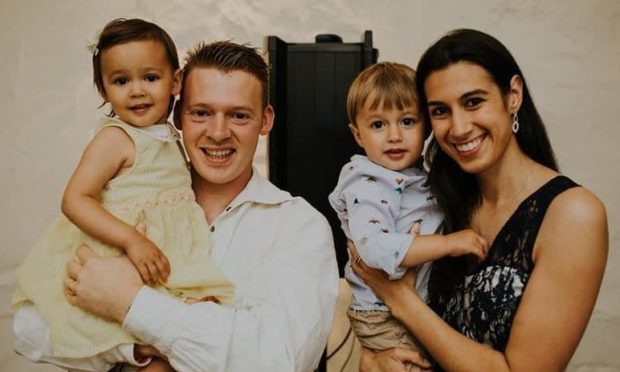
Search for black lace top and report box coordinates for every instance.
[429,176,578,352]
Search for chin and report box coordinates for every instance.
[457,159,493,175]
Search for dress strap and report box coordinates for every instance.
[491,175,579,272]
[521,175,579,243]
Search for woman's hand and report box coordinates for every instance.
[349,241,418,310]
[360,347,432,372]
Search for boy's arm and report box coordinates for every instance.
[399,229,489,267]
[399,234,449,267]
[61,127,169,284]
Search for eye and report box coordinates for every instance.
[429,106,448,118]
[464,97,484,109]
[113,77,129,86]
[370,120,384,129]
[188,109,211,122]
[145,74,160,82]
[231,112,250,122]
[401,117,418,127]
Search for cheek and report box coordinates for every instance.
[430,120,449,141]
[181,125,200,145]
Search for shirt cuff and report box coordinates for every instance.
[362,233,412,279]
[118,343,151,367]
[122,286,186,349]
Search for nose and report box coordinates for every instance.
[449,109,473,139]
[129,81,146,97]
[208,114,231,142]
[387,123,403,143]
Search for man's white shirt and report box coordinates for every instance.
[124,170,339,371]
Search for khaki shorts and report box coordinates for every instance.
[347,308,430,362]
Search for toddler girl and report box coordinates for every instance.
[12,18,233,370]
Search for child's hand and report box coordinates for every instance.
[126,237,170,286]
[185,296,221,305]
[445,229,489,261]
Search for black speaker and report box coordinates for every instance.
[267,31,378,277]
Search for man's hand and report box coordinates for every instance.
[360,347,431,372]
[64,245,144,323]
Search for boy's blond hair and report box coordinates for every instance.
[346,62,430,138]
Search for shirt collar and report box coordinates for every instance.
[103,117,178,142]
[350,154,428,188]
[227,168,293,210]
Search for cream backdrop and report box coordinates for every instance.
[1,0,618,371]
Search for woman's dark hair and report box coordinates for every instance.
[417,29,559,304]
[92,18,180,116]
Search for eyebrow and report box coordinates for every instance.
[105,69,128,76]
[427,89,489,106]
[106,66,164,76]
[461,89,489,100]
[183,103,254,113]
[229,106,253,112]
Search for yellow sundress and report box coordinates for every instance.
[12,118,234,358]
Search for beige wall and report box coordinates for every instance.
[1,0,618,370]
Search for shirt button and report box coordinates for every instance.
[225,206,231,212]
[210,226,215,232]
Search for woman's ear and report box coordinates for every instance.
[509,74,524,112]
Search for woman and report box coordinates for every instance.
[352,29,608,371]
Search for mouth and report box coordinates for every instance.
[200,147,236,162]
[129,103,152,113]
[384,149,407,160]
[453,134,485,156]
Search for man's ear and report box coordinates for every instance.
[349,123,364,148]
[172,69,182,96]
[259,105,275,135]
[173,100,182,130]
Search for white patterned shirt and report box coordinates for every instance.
[329,155,442,310]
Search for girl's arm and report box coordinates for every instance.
[61,127,169,285]
[354,187,608,371]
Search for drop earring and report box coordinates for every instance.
[512,110,520,133]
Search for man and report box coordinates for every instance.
[20,41,339,371]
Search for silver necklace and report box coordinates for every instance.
[499,166,535,209]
